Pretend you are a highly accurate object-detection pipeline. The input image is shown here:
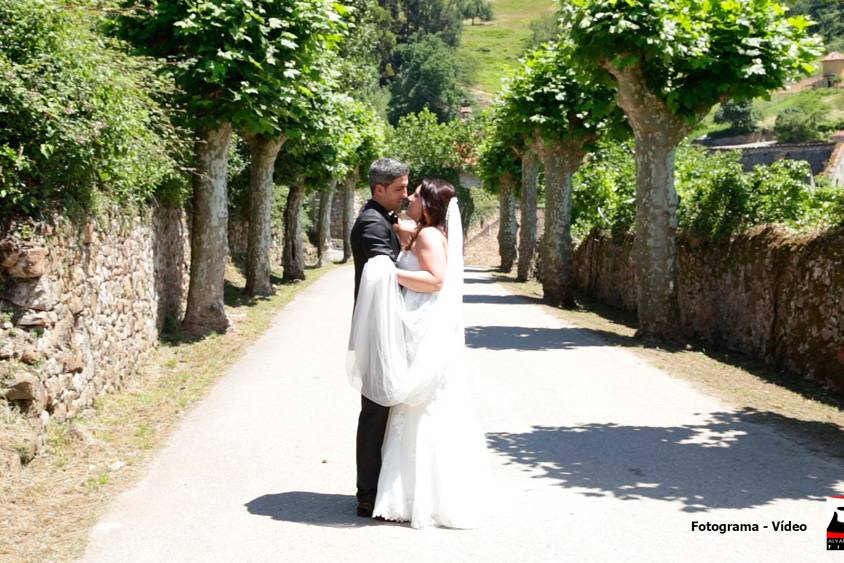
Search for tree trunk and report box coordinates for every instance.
[342,171,359,263]
[603,61,692,340]
[537,139,585,308]
[316,180,337,268]
[242,133,285,297]
[283,183,307,281]
[307,191,319,241]
[516,149,540,282]
[630,134,682,339]
[183,123,232,335]
[497,172,518,272]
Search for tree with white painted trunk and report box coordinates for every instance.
[340,108,385,263]
[316,181,336,268]
[478,113,522,273]
[315,99,385,267]
[241,133,286,296]
[276,157,320,279]
[496,174,519,272]
[238,2,343,296]
[516,147,540,283]
[275,93,354,280]
[341,172,359,263]
[487,84,546,282]
[314,98,352,269]
[282,180,308,281]
[115,0,345,332]
[501,43,627,306]
[560,0,821,339]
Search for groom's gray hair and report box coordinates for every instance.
[369,158,409,190]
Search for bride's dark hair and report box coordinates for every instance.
[407,178,455,249]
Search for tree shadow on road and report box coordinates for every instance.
[464,277,499,285]
[244,492,400,528]
[463,294,544,305]
[465,325,606,351]
[486,408,844,513]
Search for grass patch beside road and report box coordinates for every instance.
[0,263,337,563]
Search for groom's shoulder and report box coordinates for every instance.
[352,207,383,243]
[354,205,388,229]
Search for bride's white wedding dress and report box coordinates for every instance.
[346,199,491,529]
[372,250,490,529]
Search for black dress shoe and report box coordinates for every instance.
[357,501,374,517]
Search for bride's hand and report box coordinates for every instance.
[394,219,414,246]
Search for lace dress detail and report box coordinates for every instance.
[372,250,490,529]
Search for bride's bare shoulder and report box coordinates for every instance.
[418,225,446,240]
[415,226,447,249]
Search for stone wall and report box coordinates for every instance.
[330,191,346,239]
[0,206,190,464]
[572,227,844,390]
[709,142,837,175]
[228,215,284,268]
[694,131,776,146]
[329,189,365,240]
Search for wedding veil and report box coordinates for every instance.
[346,197,464,407]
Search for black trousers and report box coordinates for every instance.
[355,395,390,504]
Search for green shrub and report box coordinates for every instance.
[801,181,844,228]
[713,100,760,134]
[388,108,485,230]
[225,135,252,220]
[571,140,841,240]
[677,147,820,237]
[773,102,827,143]
[571,141,636,237]
[676,146,749,239]
[746,159,812,224]
[819,117,844,135]
[0,0,188,217]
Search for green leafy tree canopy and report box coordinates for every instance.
[116,0,344,135]
[477,110,522,193]
[388,34,467,123]
[1,0,187,216]
[559,0,823,122]
[713,99,760,134]
[499,42,628,148]
[387,107,476,185]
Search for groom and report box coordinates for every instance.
[350,157,409,517]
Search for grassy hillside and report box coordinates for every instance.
[755,89,844,128]
[693,87,844,138]
[457,1,844,133]
[458,0,557,101]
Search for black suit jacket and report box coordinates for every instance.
[351,200,401,303]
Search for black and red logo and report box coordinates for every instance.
[829,496,844,550]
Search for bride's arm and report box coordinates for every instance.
[396,228,447,293]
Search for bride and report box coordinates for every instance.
[347,178,490,529]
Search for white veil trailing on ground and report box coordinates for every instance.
[346,198,464,407]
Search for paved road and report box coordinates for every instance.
[82,266,844,562]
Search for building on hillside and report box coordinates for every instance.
[820,52,844,88]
